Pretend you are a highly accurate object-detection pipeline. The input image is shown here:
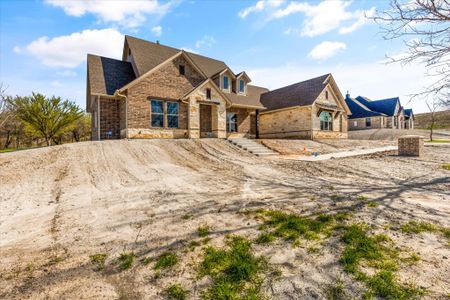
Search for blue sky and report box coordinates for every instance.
[0,0,433,112]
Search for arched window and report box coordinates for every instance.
[320,111,333,131]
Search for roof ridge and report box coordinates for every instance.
[264,73,330,94]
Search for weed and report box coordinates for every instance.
[367,201,379,208]
[90,253,107,270]
[188,240,201,251]
[48,255,64,265]
[255,232,275,244]
[307,246,319,254]
[357,195,369,201]
[401,221,437,234]
[198,225,212,237]
[364,270,424,299]
[199,235,268,299]
[166,283,189,300]
[325,279,346,300]
[182,214,193,220]
[154,270,161,279]
[154,252,178,270]
[118,252,134,270]
[442,164,450,171]
[402,252,421,265]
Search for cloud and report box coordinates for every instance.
[246,61,433,113]
[17,28,124,68]
[339,7,375,34]
[195,36,216,49]
[151,25,163,37]
[308,41,347,61]
[45,0,172,28]
[238,0,284,19]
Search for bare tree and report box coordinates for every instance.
[372,0,450,104]
[425,97,442,141]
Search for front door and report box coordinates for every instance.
[199,104,212,138]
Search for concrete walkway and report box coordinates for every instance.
[275,146,398,161]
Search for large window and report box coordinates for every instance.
[223,75,229,90]
[226,112,237,132]
[151,100,164,127]
[167,101,179,128]
[365,117,371,127]
[239,80,245,93]
[320,111,333,131]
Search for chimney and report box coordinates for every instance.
[156,40,160,45]
[345,90,350,100]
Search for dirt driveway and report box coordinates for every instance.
[0,139,449,299]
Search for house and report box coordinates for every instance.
[345,93,414,130]
[258,74,351,139]
[86,35,349,140]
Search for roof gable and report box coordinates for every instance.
[345,97,385,119]
[361,97,400,116]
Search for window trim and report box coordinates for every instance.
[222,75,229,91]
[325,90,329,100]
[238,79,245,94]
[206,88,211,100]
[150,99,164,128]
[365,117,371,127]
[167,101,179,129]
[226,112,238,133]
[319,111,333,131]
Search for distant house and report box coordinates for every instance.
[345,93,414,130]
[86,35,350,140]
[259,74,351,139]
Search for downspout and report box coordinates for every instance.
[114,90,128,139]
[97,96,101,141]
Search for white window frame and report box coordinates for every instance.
[222,75,230,92]
[238,79,245,94]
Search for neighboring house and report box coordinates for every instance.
[258,74,351,139]
[86,35,349,140]
[345,93,414,130]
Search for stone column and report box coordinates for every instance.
[398,135,424,156]
[188,97,200,138]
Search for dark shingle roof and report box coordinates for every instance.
[260,74,330,111]
[87,54,136,95]
[345,97,384,119]
[404,108,413,117]
[125,35,227,78]
[226,85,268,108]
[356,96,399,116]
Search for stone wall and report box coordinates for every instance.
[258,106,312,139]
[348,116,385,130]
[398,136,424,156]
[226,107,255,138]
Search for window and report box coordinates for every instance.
[206,88,211,100]
[319,111,333,131]
[239,80,245,93]
[151,100,164,127]
[167,102,179,128]
[223,75,229,90]
[354,121,357,127]
[325,91,329,100]
[365,117,371,127]
[226,112,237,132]
[179,65,185,75]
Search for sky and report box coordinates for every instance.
[0,0,436,113]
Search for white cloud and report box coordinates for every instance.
[45,0,172,28]
[308,41,346,61]
[238,0,284,19]
[339,7,375,34]
[246,61,433,113]
[57,70,77,77]
[17,28,124,68]
[151,25,163,37]
[195,36,216,49]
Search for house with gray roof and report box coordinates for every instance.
[86,35,350,140]
[345,93,414,130]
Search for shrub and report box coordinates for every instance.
[118,252,134,270]
[166,283,189,300]
[154,252,178,270]
[90,253,107,270]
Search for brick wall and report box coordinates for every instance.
[398,136,424,156]
[99,97,122,140]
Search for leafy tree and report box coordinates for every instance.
[71,113,91,142]
[9,93,83,146]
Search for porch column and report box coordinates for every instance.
[188,97,200,138]
[212,102,227,138]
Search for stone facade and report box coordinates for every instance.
[348,116,386,130]
[226,107,256,138]
[259,106,313,139]
[398,136,424,156]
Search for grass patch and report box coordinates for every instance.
[427,140,450,143]
[141,257,153,265]
[118,252,134,270]
[256,210,338,243]
[324,279,347,300]
[0,148,15,153]
[90,253,107,270]
[154,252,178,270]
[188,240,201,251]
[166,283,189,300]
[442,164,450,171]
[400,221,438,234]
[198,225,212,237]
[341,224,424,299]
[367,201,379,208]
[181,214,193,220]
[255,232,275,244]
[198,235,268,299]
[357,195,369,201]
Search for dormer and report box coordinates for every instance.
[235,72,251,95]
[218,68,235,93]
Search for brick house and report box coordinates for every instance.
[345,93,414,130]
[86,36,350,140]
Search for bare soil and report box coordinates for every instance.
[0,139,449,299]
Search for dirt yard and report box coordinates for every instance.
[0,139,449,299]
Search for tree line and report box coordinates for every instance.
[0,84,90,150]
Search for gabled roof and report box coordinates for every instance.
[226,85,268,109]
[404,108,413,117]
[259,74,331,111]
[125,35,227,78]
[87,54,136,96]
[181,78,232,106]
[345,96,385,119]
[356,96,400,117]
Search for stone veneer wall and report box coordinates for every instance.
[226,107,255,138]
[258,106,313,139]
[348,116,385,131]
[398,136,424,156]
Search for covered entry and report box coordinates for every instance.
[200,104,213,138]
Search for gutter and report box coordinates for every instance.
[114,90,128,139]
